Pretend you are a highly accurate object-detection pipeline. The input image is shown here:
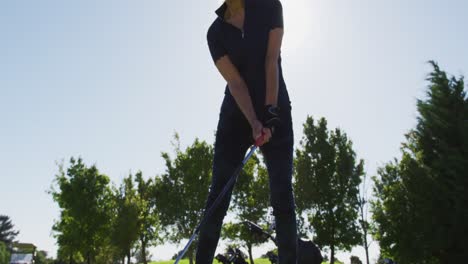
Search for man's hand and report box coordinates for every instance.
[262,105,281,135]
[251,119,272,146]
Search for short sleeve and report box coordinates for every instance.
[207,24,227,63]
[270,0,284,30]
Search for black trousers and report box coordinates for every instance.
[195,97,297,264]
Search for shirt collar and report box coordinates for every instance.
[215,0,248,21]
[215,2,228,20]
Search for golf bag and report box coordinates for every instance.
[215,247,248,264]
[244,220,323,264]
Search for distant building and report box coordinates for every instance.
[10,243,36,264]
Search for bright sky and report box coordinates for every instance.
[1,0,467,263]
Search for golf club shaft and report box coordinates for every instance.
[174,144,259,264]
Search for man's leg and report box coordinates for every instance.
[196,114,250,264]
[262,115,297,264]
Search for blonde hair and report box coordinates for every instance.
[224,0,244,20]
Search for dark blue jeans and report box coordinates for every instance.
[196,97,297,264]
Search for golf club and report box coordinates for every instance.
[173,134,265,264]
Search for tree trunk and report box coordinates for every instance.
[141,239,148,264]
[127,250,131,264]
[330,219,336,264]
[247,243,254,264]
[87,252,91,264]
[122,257,125,264]
[364,236,370,264]
[330,245,335,264]
[360,199,370,264]
[69,254,72,264]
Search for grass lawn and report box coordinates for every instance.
[150,260,336,264]
[150,259,271,264]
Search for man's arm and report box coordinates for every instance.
[215,56,257,126]
[264,28,284,107]
[263,0,284,136]
[214,55,270,144]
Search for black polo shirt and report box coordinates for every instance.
[207,0,291,115]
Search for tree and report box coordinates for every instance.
[0,215,19,245]
[372,62,468,263]
[54,218,84,264]
[371,161,422,263]
[35,250,53,264]
[357,174,371,264]
[135,172,161,264]
[375,255,395,264]
[50,157,114,264]
[222,154,270,264]
[134,246,152,264]
[94,243,119,264]
[112,174,140,264]
[155,135,213,264]
[0,241,10,264]
[294,116,364,264]
[413,62,468,262]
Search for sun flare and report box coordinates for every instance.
[281,0,313,53]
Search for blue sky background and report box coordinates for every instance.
[1,0,467,262]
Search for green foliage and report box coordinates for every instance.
[247,258,270,264]
[135,172,161,264]
[149,258,271,264]
[0,215,19,245]
[155,135,214,264]
[222,154,270,264]
[35,250,53,264]
[357,174,371,264]
[0,242,10,264]
[135,247,153,264]
[322,261,343,264]
[372,62,468,263]
[94,243,119,264]
[56,244,84,264]
[111,172,161,264]
[372,162,423,263]
[50,158,160,264]
[152,260,189,264]
[231,154,269,222]
[111,174,141,263]
[294,116,364,264]
[50,157,114,264]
